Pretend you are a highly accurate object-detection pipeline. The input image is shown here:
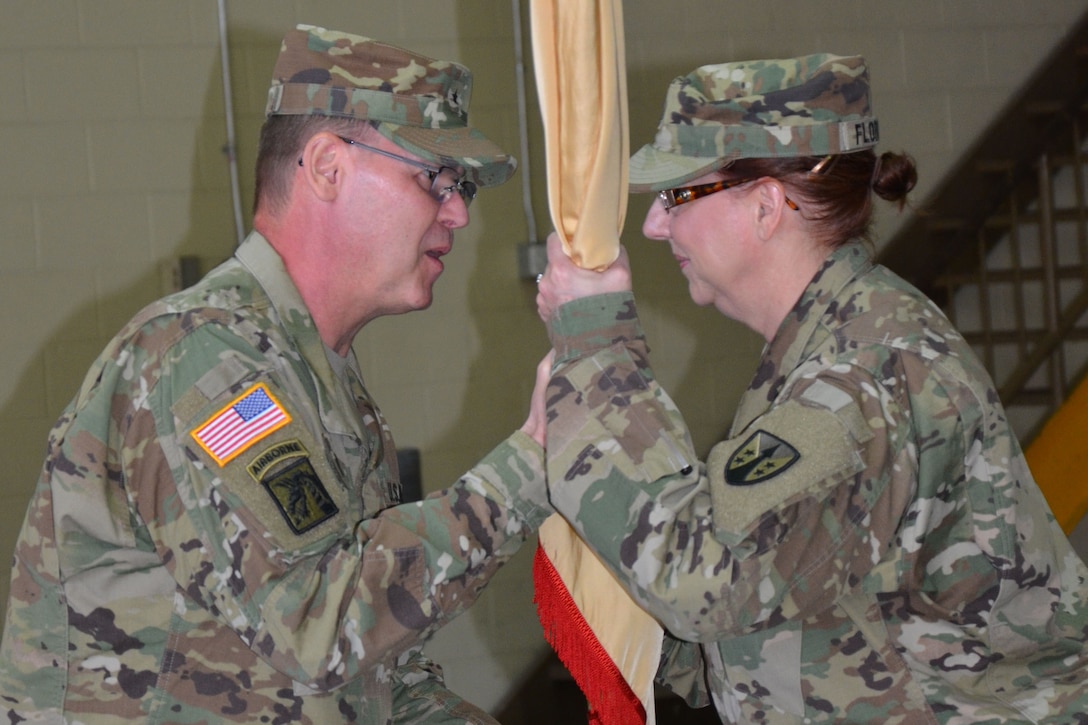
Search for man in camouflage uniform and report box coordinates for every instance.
[0,25,551,723]
[535,54,1088,722]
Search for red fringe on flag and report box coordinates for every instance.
[533,543,647,724]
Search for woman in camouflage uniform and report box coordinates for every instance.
[536,53,1088,723]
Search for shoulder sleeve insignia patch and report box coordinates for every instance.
[192,383,291,466]
[247,438,308,482]
[260,456,339,534]
[726,429,800,486]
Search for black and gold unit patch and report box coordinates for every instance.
[248,439,338,534]
[726,430,800,486]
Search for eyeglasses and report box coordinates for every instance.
[657,177,799,212]
[336,136,477,207]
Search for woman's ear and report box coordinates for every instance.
[753,179,788,240]
[297,132,343,202]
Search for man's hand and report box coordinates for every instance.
[519,349,555,448]
[535,232,631,322]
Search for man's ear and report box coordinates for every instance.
[753,179,788,240]
[298,132,343,202]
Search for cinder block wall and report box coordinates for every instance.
[1,0,1084,714]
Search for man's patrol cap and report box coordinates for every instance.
[265,24,516,189]
[629,53,880,192]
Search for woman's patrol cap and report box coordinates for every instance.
[265,24,516,189]
[629,53,879,192]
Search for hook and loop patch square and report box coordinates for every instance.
[708,396,863,537]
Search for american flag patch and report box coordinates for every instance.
[192,383,291,466]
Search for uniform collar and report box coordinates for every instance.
[236,231,365,438]
[732,241,874,433]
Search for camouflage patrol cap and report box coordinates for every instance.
[629,53,879,192]
[266,24,516,188]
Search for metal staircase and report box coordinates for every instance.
[878,13,1088,444]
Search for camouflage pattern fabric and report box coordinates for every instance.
[542,242,1088,723]
[266,24,516,189]
[629,53,879,192]
[0,232,550,723]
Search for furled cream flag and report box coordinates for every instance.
[529,1,665,723]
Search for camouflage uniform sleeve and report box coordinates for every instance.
[388,645,499,723]
[655,633,711,708]
[545,294,911,642]
[129,320,548,690]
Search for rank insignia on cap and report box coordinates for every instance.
[726,430,800,486]
[192,383,291,466]
[261,457,339,534]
